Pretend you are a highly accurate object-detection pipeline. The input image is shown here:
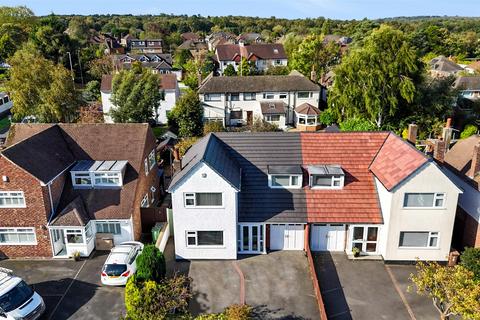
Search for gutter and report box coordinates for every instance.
[47,183,56,224]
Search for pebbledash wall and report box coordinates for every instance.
[170,162,238,259]
[0,157,52,258]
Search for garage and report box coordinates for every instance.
[310,224,346,251]
[269,224,305,250]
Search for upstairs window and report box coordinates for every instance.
[145,149,156,175]
[94,172,121,186]
[403,193,445,208]
[227,93,240,101]
[267,165,303,189]
[298,91,312,99]
[279,93,287,99]
[0,191,26,208]
[307,165,345,189]
[184,193,223,207]
[244,93,256,101]
[263,92,275,99]
[205,94,221,101]
[71,160,127,189]
[73,173,92,187]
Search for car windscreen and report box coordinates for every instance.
[0,280,34,312]
[104,264,127,276]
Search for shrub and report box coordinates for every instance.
[224,304,252,320]
[339,117,377,132]
[135,245,166,283]
[177,137,200,157]
[460,124,478,139]
[203,121,225,135]
[319,109,336,126]
[461,247,480,280]
[248,116,279,132]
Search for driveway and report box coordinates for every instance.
[0,252,124,320]
[313,253,438,320]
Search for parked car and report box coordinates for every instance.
[101,241,144,286]
[0,267,45,320]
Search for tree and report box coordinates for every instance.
[289,35,340,77]
[329,25,421,128]
[5,46,79,122]
[339,117,377,132]
[264,65,289,75]
[135,245,166,283]
[460,124,478,139]
[87,56,114,80]
[169,89,203,137]
[203,121,225,135]
[0,24,29,62]
[223,64,237,76]
[461,247,480,280]
[78,103,104,123]
[82,80,100,102]
[110,68,161,123]
[409,261,480,320]
[238,57,257,76]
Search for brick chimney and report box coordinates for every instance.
[433,139,446,163]
[442,117,453,149]
[407,123,418,145]
[469,143,480,179]
[310,66,317,83]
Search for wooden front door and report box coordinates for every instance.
[246,111,253,125]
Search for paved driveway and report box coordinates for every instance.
[313,253,438,320]
[0,252,124,320]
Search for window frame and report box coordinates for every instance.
[141,194,149,208]
[265,114,281,123]
[243,92,256,101]
[183,192,223,208]
[185,230,224,248]
[205,93,221,102]
[95,221,122,235]
[230,110,243,120]
[93,172,122,187]
[310,175,344,189]
[398,231,440,249]
[146,149,156,173]
[0,227,36,245]
[297,91,312,99]
[0,191,26,208]
[279,93,287,99]
[263,92,275,99]
[268,174,302,189]
[403,192,446,209]
[72,172,93,188]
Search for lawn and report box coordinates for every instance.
[0,116,10,132]
[152,125,169,138]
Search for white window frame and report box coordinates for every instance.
[297,91,312,99]
[71,172,93,188]
[183,192,224,208]
[0,191,26,208]
[95,221,122,235]
[398,231,440,249]
[403,192,446,209]
[268,174,302,189]
[265,114,281,123]
[146,149,156,173]
[93,172,122,187]
[0,227,36,245]
[141,194,149,208]
[279,93,287,99]
[185,230,224,248]
[263,92,275,99]
[310,175,344,189]
[350,225,379,254]
[205,93,221,102]
[243,92,256,101]
[65,229,85,244]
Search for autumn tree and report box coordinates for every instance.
[78,103,104,123]
[5,46,79,122]
[409,261,480,320]
[329,25,421,128]
[110,68,161,123]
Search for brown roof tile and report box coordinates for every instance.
[295,103,321,115]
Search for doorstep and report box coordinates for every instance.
[347,254,383,261]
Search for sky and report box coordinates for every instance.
[2,0,480,20]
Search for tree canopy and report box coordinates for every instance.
[168,89,204,137]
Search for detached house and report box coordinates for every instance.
[168,132,461,261]
[0,123,159,258]
[215,43,288,75]
[198,72,320,129]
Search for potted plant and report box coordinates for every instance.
[352,247,361,258]
[72,251,81,261]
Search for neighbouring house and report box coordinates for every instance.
[215,43,288,75]
[453,76,480,101]
[167,131,461,261]
[181,32,202,42]
[129,39,163,54]
[443,135,480,248]
[0,92,12,115]
[198,71,320,129]
[236,33,263,44]
[120,34,135,47]
[206,31,236,51]
[100,73,179,124]
[177,40,209,61]
[429,56,464,78]
[0,123,160,258]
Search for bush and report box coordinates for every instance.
[339,118,377,132]
[319,109,336,126]
[203,121,225,135]
[177,137,200,157]
[248,116,279,132]
[224,304,252,320]
[460,124,478,139]
[461,247,480,280]
[135,245,166,283]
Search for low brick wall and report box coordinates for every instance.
[304,224,328,320]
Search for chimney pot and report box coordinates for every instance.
[470,143,480,179]
[407,124,418,145]
[433,140,446,163]
[446,118,452,128]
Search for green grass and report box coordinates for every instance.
[0,116,10,131]
[152,125,168,138]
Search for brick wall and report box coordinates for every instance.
[0,157,52,258]
[454,207,480,249]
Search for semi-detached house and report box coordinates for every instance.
[168,132,461,261]
[0,123,159,258]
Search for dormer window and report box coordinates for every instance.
[307,165,345,189]
[268,165,303,189]
[71,160,128,189]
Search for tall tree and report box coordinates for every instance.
[5,46,79,122]
[238,57,257,76]
[168,89,203,137]
[110,69,161,123]
[329,25,421,128]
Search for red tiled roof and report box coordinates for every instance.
[370,133,428,191]
[301,132,389,223]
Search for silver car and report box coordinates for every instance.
[101,241,144,286]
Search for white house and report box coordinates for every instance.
[0,92,12,114]
[198,72,320,129]
[100,74,179,124]
[168,132,461,262]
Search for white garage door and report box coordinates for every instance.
[270,224,305,250]
[311,224,346,251]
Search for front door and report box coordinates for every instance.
[246,111,253,125]
[270,224,304,250]
[238,224,264,254]
[51,229,67,256]
[351,226,378,254]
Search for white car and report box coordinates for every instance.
[101,241,144,286]
[0,267,45,320]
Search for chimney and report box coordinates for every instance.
[173,147,180,162]
[433,139,446,163]
[310,66,317,83]
[407,123,418,145]
[442,117,453,149]
[469,143,480,179]
[197,71,202,86]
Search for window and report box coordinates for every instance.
[307,117,316,125]
[184,193,223,207]
[230,111,243,119]
[279,93,287,99]
[275,59,282,65]
[66,230,84,244]
[3,96,8,103]
[205,94,221,101]
[146,149,156,173]
[0,228,36,245]
[265,115,281,122]
[399,232,439,248]
[311,175,343,188]
[263,92,275,99]
[85,223,94,242]
[0,191,25,208]
[72,173,92,187]
[403,193,446,208]
[141,194,149,208]
[352,226,378,253]
[96,221,122,235]
[269,175,302,189]
[229,93,240,101]
[186,231,224,247]
[94,172,121,186]
[297,91,311,99]
[244,93,256,101]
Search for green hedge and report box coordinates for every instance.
[135,244,166,282]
